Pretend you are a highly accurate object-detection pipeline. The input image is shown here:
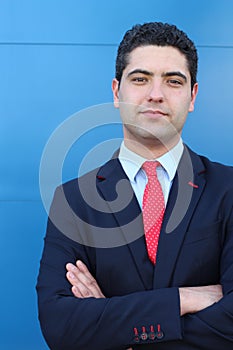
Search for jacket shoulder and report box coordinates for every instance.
[59,157,121,193]
[200,154,233,176]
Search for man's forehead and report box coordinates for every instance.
[124,45,189,75]
[127,45,186,62]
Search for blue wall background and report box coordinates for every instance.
[1,1,233,349]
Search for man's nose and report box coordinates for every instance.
[147,81,164,103]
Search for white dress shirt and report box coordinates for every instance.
[118,139,184,208]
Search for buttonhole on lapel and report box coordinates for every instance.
[198,169,206,175]
[97,175,106,181]
[188,181,199,188]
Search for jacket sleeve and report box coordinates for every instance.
[36,186,233,350]
[179,192,233,349]
[36,187,182,350]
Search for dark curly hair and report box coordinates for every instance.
[115,22,198,90]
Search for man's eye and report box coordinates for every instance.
[167,79,182,85]
[131,77,148,83]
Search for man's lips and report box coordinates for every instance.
[140,109,167,118]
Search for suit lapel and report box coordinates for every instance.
[96,158,154,290]
[153,146,207,288]
[95,147,207,290]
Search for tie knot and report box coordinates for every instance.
[142,161,160,177]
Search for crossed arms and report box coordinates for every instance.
[37,225,233,350]
[37,182,233,349]
[65,260,222,350]
[66,260,223,317]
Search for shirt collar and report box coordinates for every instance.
[118,139,184,183]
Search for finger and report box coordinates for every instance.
[71,286,84,298]
[74,281,96,298]
[66,261,105,298]
[67,261,93,278]
[76,260,95,278]
[67,271,94,298]
[66,263,93,291]
[66,262,76,272]
[66,268,104,299]
[75,261,105,298]
[75,270,105,298]
[66,262,95,285]
[66,271,78,286]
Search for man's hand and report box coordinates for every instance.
[66,261,133,350]
[179,284,223,316]
[66,262,222,350]
[66,260,105,298]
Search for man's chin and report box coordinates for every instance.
[124,123,180,145]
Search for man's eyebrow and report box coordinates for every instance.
[162,71,187,82]
[127,69,188,82]
[127,69,154,78]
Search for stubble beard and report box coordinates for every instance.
[123,118,181,152]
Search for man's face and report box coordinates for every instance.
[112,45,198,149]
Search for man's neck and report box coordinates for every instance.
[124,136,181,160]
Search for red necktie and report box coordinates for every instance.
[142,161,165,264]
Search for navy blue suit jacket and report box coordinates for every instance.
[37,146,233,349]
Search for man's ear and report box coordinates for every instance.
[112,78,120,108]
[189,83,198,112]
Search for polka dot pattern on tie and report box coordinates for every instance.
[142,161,165,264]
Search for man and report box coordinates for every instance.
[37,22,233,349]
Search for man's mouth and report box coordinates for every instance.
[140,109,167,118]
